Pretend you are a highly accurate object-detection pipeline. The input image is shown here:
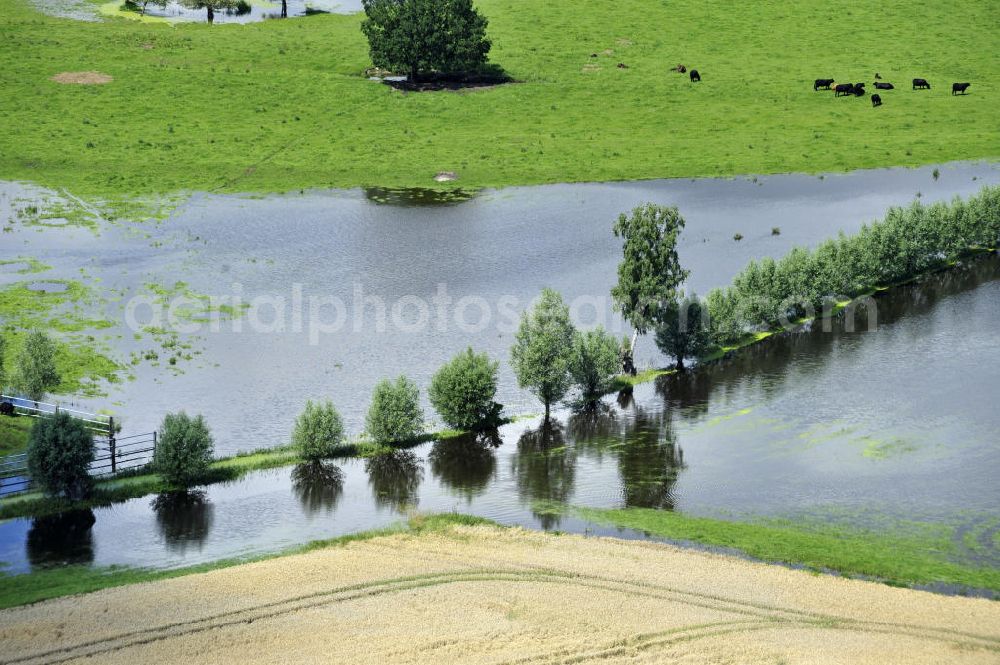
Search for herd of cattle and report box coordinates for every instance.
[813,76,972,107]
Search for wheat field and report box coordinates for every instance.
[2,524,999,664]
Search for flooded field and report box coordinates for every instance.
[2,251,998,574]
[3,161,997,452]
[29,0,362,22]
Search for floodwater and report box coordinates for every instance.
[1,161,997,452]
[1,253,998,577]
[29,0,362,22]
[1,162,999,578]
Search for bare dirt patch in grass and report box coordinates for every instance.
[50,71,113,84]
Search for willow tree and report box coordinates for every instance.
[510,289,576,419]
[611,204,690,372]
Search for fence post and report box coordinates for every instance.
[109,416,116,474]
[152,430,157,459]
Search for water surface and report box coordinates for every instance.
[2,254,998,575]
[3,161,996,451]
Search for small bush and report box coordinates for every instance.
[568,327,620,401]
[366,376,424,445]
[292,400,345,460]
[27,412,95,499]
[429,348,501,431]
[154,412,214,486]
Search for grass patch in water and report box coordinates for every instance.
[577,507,1000,595]
[859,435,918,459]
[0,257,51,275]
[611,367,674,389]
[0,279,122,397]
[0,512,500,610]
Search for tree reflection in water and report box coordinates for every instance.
[26,509,96,569]
[292,461,345,516]
[151,490,214,553]
[614,408,684,509]
[428,431,499,503]
[365,450,424,511]
[512,419,574,529]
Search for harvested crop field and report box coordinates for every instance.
[2,524,999,664]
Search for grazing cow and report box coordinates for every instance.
[853,82,866,96]
[952,82,971,95]
[675,64,686,73]
[874,81,894,90]
[814,78,835,90]
[690,69,701,82]
[834,83,854,96]
[913,78,931,89]
[871,94,882,107]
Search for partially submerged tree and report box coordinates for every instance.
[361,0,492,81]
[291,400,346,460]
[179,0,242,24]
[510,288,576,419]
[366,376,424,445]
[611,204,690,372]
[654,294,712,370]
[15,331,61,402]
[154,412,214,486]
[27,411,95,500]
[429,348,501,431]
[568,327,620,403]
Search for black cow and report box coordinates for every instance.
[690,69,701,82]
[0,401,14,417]
[871,94,882,107]
[874,81,894,90]
[814,78,834,90]
[913,78,931,90]
[952,82,971,95]
[853,82,866,96]
[834,83,854,96]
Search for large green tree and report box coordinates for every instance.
[361,0,492,82]
[15,331,60,401]
[511,288,576,419]
[611,204,690,369]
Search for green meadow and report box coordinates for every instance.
[0,0,997,198]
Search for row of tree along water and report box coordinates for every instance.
[17,186,1000,504]
[705,186,1000,346]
